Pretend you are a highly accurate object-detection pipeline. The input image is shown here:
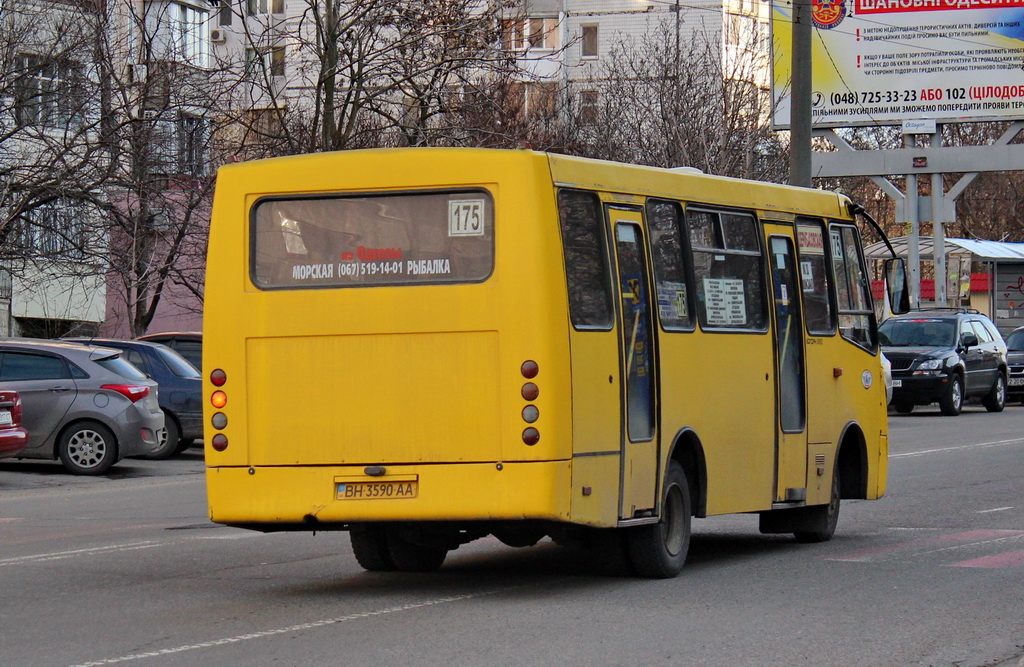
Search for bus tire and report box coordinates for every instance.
[626,460,691,578]
[794,466,841,543]
[939,374,963,416]
[387,529,447,572]
[350,524,396,571]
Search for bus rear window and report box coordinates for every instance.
[251,190,494,288]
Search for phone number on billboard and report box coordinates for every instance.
[830,88,970,106]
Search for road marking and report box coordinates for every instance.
[890,438,1024,459]
[826,529,1024,562]
[0,542,163,567]
[949,550,1024,568]
[977,507,1015,514]
[68,585,529,667]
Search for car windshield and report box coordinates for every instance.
[1006,330,1024,351]
[156,346,200,378]
[878,318,956,347]
[95,355,148,381]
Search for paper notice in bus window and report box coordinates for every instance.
[704,278,746,326]
[448,199,486,237]
[801,260,814,292]
[797,225,824,255]
[657,281,688,319]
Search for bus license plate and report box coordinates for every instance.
[336,480,418,500]
[891,379,902,388]
[1009,377,1024,386]
[0,411,11,426]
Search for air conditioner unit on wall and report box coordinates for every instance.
[211,29,226,43]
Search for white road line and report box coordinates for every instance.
[0,542,162,566]
[977,507,1015,513]
[68,586,525,667]
[890,438,1024,459]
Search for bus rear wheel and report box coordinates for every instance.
[350,524,396,571]
[626,460,691,578]
[794,466,841,543]
[387,529,448,572]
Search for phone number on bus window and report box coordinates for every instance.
[290,259,453,281]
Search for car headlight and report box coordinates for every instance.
[916,358,944,371]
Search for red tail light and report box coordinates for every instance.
[102,384,150,403]
[0,392,22,427]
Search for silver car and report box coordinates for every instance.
[0,339,164,475]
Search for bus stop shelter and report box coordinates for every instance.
[864,237,1024,336]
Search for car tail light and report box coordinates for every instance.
[102,384,150,403]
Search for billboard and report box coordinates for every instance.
[772,1,1024,128]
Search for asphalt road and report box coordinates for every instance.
[1,402,1022,667]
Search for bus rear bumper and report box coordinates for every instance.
[206,460,572,529]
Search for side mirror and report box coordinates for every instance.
[885,258,910,314]
[961,332,979,349]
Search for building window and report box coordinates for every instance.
[528,17,559,49]
[14,55,85,128]
[178,115,208,176]
[272,0,284,14]
[247,0,267,15]
[174,3,209,67]
[219,0,232,26]
[14,198,90,260]
[270,46,285,76]
[581,24,598,57]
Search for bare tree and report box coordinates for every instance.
[565,16,787,182]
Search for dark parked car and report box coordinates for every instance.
[0,390,29,460]
[1006,326,1024,403]
[0,339,163,474]
[136,331,202,372]
[879,309,1007,416]
[65,338,201,458]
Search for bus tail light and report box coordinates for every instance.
[521,382,539,401]
[212,433,228,451]
[521,360,538,378]
[522,428,540,446]
[210,369,227,386]
[211,391,227,409]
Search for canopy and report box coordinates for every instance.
[863,236,1024,261]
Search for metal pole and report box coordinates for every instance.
[789,0,812,187]
[905,135,921,309]
[932,127,946,306]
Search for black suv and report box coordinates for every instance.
[879,309,1007,416]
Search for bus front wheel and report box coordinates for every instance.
[626,461,691,578]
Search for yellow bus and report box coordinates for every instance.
[203,148,907,577]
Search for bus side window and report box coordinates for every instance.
[796,218,835,335]
[830,224,876,350]
[557,189,613,329]
[646,199,693,331]
[687,208,767,331]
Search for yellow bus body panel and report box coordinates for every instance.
[207,461,571,524]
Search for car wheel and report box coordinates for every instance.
[350,524,397,571]
[939,374,964,416]
[147,416,181,460]
[893,400,914,414]
[58,421,118,475]
[626,460,691,578]
[173,438,195,454]
[982,373,1006,413]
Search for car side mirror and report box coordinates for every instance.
[884,258,910,314]
[961,332,979,349]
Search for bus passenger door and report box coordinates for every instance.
[767,231,807,501]
[608,208,659,518]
